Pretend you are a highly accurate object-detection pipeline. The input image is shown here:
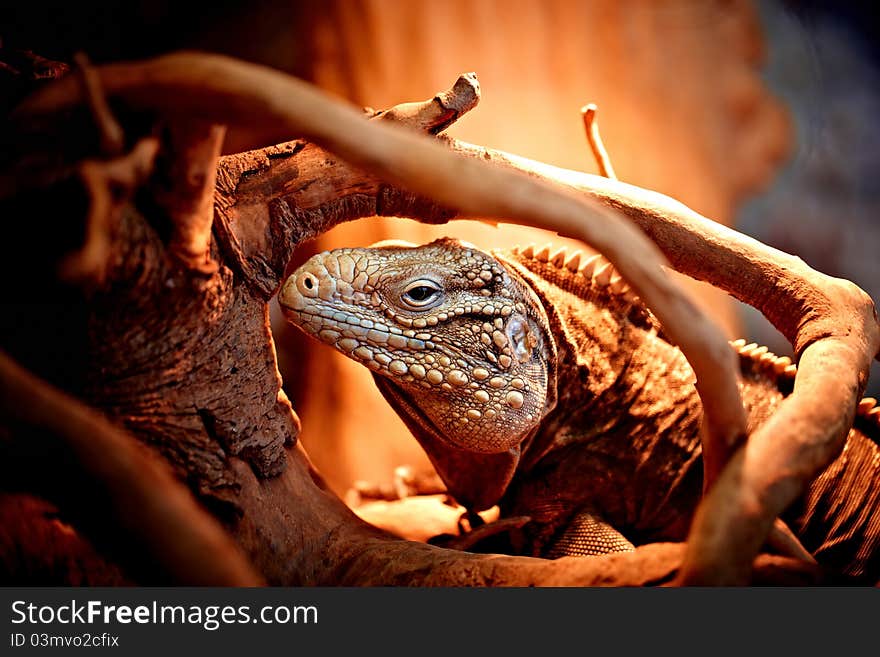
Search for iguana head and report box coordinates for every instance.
[279,238,557,459]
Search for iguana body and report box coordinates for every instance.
[279,238,880,583]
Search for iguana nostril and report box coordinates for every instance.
[297,272,320,298]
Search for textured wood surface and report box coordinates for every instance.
[4,38,872,584]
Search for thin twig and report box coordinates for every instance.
[73,52,124,156]
[581,103,617,179]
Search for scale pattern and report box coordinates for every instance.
[280,238,880,582]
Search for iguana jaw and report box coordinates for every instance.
[372,371,521,512]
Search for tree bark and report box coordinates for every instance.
[4,52,875,585]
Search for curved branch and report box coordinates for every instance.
[0,350,263,586]
[578,102,812,566]
[232,447,822,586]
[15,51,747,528]
[14,54,878,584]
[443,147,878,583]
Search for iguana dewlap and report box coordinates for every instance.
[279,238,880,582]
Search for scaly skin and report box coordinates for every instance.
[279,238,880,583]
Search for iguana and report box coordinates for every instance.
[279,238,880,583]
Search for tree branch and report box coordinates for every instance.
[0,350,263,586]
[154,121,226,273]
[12,53,877,584]
[581,103,617,179]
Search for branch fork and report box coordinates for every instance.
[9,54,878,585]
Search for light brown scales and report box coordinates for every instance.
[279,239,556,456]
[281,238,880,579]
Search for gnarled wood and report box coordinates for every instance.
[0,351,261,585]
[19,54,751,504]
[6,53,877,585]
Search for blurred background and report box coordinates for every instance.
[5,0,878,498]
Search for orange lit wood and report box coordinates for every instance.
[8,53,878,585]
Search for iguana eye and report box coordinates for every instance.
[401,280,442,309]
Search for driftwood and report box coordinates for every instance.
[2,52,877,585]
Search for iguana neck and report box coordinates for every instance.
[495,247,698,470]
[494,245,802,543]
[496,246,798,463]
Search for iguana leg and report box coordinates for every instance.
[545,511,635,558]
[429,513,532,552]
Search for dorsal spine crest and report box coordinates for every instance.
[510,243,879,430]
[511,242,632,298]
[731,340,878,428]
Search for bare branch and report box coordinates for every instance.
[59,137,159,286]
[154,121,226,273]
[581,103,617,179]
[13,55,878,584]
[374,72,480,134]
[447,147,878,583]
[72,52,124,156]
[580,101,812,567]
[0,350,263,586]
